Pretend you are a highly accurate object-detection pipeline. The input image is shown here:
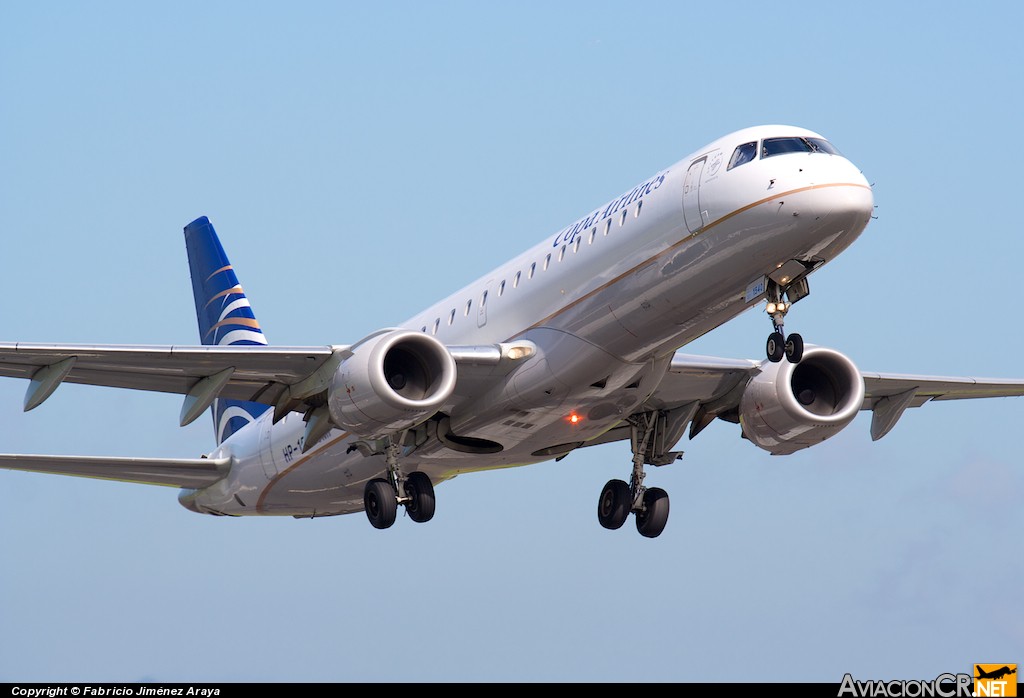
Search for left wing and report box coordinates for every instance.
[639,352,1024,443]
[860,371,1024,439]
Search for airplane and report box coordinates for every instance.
[3,124,1024,538]
[976,667,1017,681]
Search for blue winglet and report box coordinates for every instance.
[183,216,271,444]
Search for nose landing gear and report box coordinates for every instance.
[764,281,805,363]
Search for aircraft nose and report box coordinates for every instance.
[797,158,875,255]
[792,156,874,228]
[828,176,874,220]
[827,160,874,225]
[823,156,872,210]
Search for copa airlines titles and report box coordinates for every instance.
[550,171,667,248]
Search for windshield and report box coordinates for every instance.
[762,136,842,158]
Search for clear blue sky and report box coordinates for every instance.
[1,1,1021,683]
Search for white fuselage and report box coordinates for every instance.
[180,125,874,517]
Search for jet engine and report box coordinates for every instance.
[739,346,865,455]
[327,329,457,437]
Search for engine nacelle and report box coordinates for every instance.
[328,329,457,438]
[739,346,865,455]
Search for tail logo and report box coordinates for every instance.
[184,217,272,444]
[202,278,267,346]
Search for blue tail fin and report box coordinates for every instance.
[183,216,271,444]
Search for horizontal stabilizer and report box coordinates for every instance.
[0,453,230,489]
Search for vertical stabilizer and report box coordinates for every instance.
[183,216,271,444]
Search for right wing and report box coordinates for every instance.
[0,343,339,487]
[0,342,339,409]
[0,340,528,487]
[0,340,521,425]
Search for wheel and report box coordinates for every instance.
[403,471,436,523]
[364,478,398,529]
[785,333,804,363]
[635,487,670,538]
[766,332,785,362]
[597,479,631,530]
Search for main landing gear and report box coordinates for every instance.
[597,413,671,538]
[363,438,436,529]
[764,281,805,364]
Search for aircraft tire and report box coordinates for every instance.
[597,479,631,530]
[766,332,785,362]
[364,478,398,529]
[785,333,804,363]
[404,471,436,523]
[635,487,670,538]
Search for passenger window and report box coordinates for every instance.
[481,290,487,308]
[634,201,642,218]
[604,219,611,236]
[589,228,596,244]
[727,141,758,170]
[465,299,472,316]
[421,325,427,333]
[544,253,551,270]
[559,245,566,261]
[619,210,627,226]
[573,237,581,253]
[432,318,440,335]
[529,262,536,279]
[513,271,521,288]
[448,309,455,325]
[498,280,506,296]
[762,137,813,158]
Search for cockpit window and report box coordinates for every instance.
[806,137,841,155]
[727,141,758,170]
[762,136,842,158]
[762,137,813,158]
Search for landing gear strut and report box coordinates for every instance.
[765,281,804,364]
[362,436,436,529]
[597,413,671,538]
